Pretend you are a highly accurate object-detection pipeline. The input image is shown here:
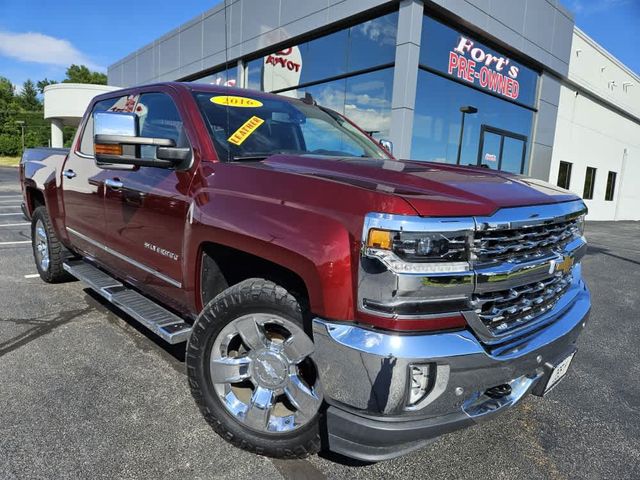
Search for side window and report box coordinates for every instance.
[135,92,189,159]
[78,95,135,155]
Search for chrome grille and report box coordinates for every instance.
[471,272,573,335]
[473,218,581,263]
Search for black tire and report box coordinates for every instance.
[31,206,73,283]
[187,278,322,459]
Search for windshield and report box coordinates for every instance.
[193,92,389,161]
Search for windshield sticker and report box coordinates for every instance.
[228,116,265,145]
[211,96,263,108]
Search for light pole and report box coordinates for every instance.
[15,120,25,153]
[455,106,478,165]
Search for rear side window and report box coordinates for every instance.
[135,92,189,159]
[78,95,137,155]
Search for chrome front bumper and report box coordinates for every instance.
[312,280,590,461]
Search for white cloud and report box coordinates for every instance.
[0,31,102,70]
[344,103,391,134]
[357,19,397,47]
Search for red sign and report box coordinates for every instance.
[264,48,301,73]
[447,36,521,100]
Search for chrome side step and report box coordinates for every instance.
[63,260,192,344]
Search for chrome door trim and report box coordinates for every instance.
[66,227,182,288]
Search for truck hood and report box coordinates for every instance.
[258,155,579,217]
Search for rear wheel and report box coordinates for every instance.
[187,278,323,458]
[31,206,73,283]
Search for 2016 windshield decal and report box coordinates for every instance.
[447,36,521,100]
[211,96,263,108]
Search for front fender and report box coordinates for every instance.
[184,191,359,321]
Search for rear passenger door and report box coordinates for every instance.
[102,91,195,310]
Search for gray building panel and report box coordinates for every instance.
[523,0,556,54]
[534,100,559,148]
[242,0,280,41]
[278,8,330,43]
[137,47,155,84]
[551,10,574,66]
[122,58,137,86]
[487,0,526,34]
[390,0,423,158]
[529,142,553,179]
[539,73,561,107]
[180,23,204,68]
[159,34,180,75]
[280,0,326,25]
[203,11,227,59]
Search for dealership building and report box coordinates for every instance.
[106,0,640,220]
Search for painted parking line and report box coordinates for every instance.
[0,223,30,227]
[0,240,30,245]
[24,273,40,278]
[0,213,23,216]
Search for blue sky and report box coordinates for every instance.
[0,0,638,91]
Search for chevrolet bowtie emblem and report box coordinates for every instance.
[556,256,574,275]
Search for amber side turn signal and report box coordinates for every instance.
[95,144,123,155]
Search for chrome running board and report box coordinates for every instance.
[63,260,192,344]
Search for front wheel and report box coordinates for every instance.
[187,278,323,458]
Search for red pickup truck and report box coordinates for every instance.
[20,82,590,462]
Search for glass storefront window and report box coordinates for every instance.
[420,15,538,108]
[411,69,534,173]
[191,65,238,87]
[246,58,262,91]
[347,12,398,72]
[245,11,398,94]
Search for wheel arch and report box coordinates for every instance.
[196,240,319,326]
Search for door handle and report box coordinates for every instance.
[63,169,76,179]
[105,178,124,190]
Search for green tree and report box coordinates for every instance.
[63,64,107,85]
[20,80,41,112]
[0,134,21,156]
[36,78,58,94]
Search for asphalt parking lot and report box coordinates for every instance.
[0,165,638,479]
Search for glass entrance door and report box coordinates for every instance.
[477,125,527,174]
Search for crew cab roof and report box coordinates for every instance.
[91,82,306,106]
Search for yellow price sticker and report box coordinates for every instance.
[228,116,265,145]
[211,95,263,108]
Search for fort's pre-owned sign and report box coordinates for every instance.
[448,36,521,100]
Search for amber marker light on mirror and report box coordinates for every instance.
[94,144,123,155]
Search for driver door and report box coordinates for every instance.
[101,91,194,310]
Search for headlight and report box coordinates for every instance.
[364,228,471,274]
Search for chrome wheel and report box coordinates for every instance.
[210,313,322,434]
[34,219,50,272]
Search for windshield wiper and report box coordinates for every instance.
[232,150,305,162]
[232,155,271,162]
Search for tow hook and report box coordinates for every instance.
[485,384,512,399]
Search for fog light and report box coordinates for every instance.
[408,364,431,406]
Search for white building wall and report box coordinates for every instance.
[550,28,640,221]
